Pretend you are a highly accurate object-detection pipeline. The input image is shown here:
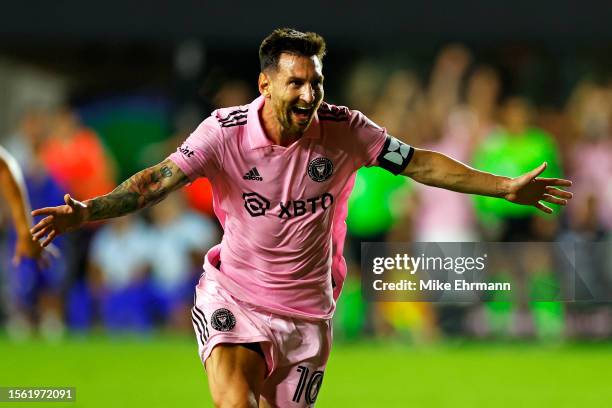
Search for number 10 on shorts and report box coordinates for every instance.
[292,365,324,404]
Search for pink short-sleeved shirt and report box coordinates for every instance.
[169,96,413,320]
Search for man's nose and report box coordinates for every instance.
[300,85,315,104]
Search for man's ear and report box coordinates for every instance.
[258,72,271,98]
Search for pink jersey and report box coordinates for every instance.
[169,95,408,320]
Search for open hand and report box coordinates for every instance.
[30,194,88,247]
[504,163,573,214]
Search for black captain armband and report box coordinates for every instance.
[376,135,415,175]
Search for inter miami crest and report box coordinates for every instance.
[307,157,333,182]
[211,308,236,332]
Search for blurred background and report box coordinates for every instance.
[0,1,611,407]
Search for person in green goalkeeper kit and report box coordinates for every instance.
[472,96,563,238]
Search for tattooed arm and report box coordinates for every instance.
[31,159,189,247]
[86,159,188,221]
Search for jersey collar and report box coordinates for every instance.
[247,95,321,150]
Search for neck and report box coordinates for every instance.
[260,99,301,147]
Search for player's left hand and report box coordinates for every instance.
[504,162,573,214]
[13,235,60,268]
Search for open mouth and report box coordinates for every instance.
[291,105,313,122]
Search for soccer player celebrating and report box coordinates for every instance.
[31,29,572,407]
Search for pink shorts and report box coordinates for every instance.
[191,272,332,407]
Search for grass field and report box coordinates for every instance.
[2,336,611,407]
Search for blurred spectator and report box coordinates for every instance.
[40,106,117,201]
[88,215,151,332]
[4,139,67,340]
[413,107,480,241]
[146,193,218,330]
[427,44,472,134]
[465,65,501,142]
[565,80,612,231]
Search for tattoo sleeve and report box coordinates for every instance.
[86,159,189,221]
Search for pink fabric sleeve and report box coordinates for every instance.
[168,116,224,181]
[348,110,388,168]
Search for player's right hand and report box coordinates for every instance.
[30,194,88,247]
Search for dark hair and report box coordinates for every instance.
[259,28,326,72]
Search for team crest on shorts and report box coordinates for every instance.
[211,308,236,332]
[307,157,333,182]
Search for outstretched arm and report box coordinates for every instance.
[0,145,45,264]
[85,159,188,221]
[402,148,572,213]
[31,159,189,246]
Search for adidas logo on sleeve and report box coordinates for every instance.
[243,167,263,181]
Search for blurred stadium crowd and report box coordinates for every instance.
[0,42,610,343]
